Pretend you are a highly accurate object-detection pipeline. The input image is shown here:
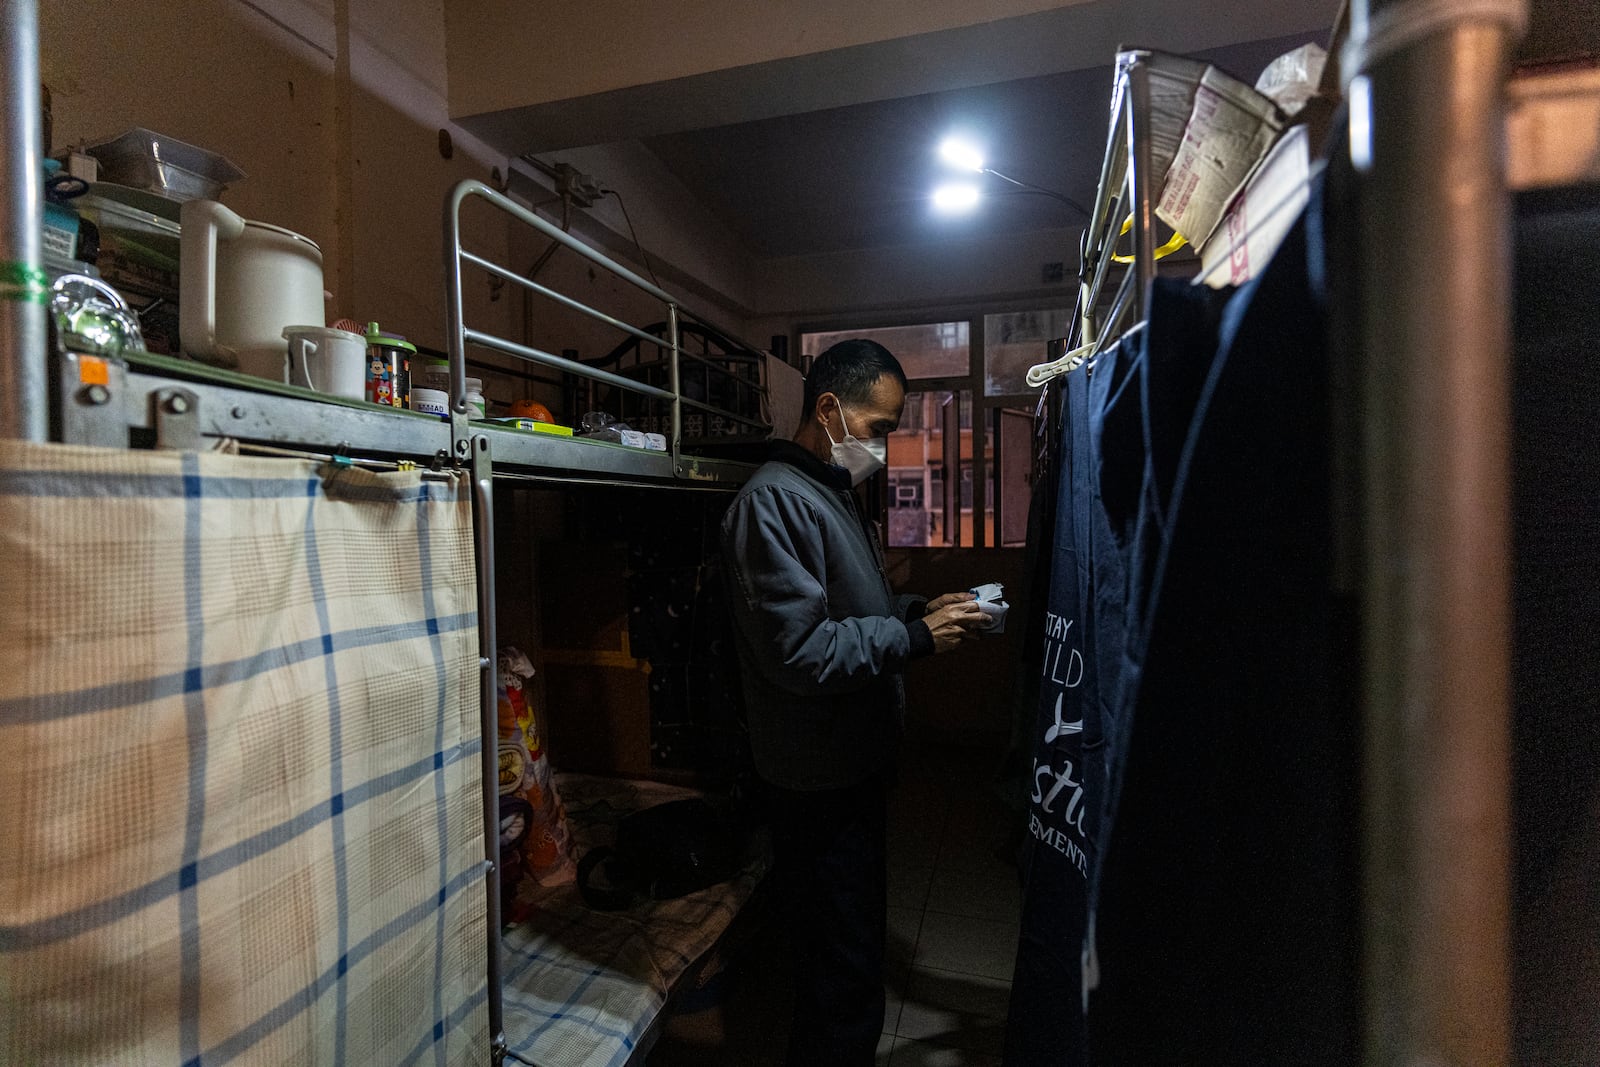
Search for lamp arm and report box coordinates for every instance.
[983,168,1090,216]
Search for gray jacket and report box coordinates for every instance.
[721,442,931,790]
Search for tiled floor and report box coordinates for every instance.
[649,740,1021,1067]
[880,742,1019,1065]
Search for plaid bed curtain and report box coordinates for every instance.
[0,441,490,1067]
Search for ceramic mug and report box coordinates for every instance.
[283,325,366,400]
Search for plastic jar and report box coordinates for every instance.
[411,386,450,418]
[417,359,449,390]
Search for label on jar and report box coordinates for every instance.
[412,387,449,418]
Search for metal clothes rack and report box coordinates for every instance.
[1071,51,1160,360]
[1063,7,1528,1065]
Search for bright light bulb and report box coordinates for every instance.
[931,182,981,214]
[938,137,985,173]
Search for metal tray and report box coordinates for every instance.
[83,128,246,202]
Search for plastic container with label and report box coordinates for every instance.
[365,322,415,409]
[412,387,450,418]
[464,377,486,419]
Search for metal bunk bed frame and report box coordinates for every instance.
[0,5,769,1056]
[441,176,776,1064]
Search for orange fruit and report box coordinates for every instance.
[509,399,554,422]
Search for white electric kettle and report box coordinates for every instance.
[179,200,324,381]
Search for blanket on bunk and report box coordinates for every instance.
[0,441,489,1067]
[501,774,770,1067]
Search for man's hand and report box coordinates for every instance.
[922,600,987,653]
[925,590,976,613]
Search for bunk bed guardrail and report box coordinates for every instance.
[443,179,770,475]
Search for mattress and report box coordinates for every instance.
[500,773,769,1067]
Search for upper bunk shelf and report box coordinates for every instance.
[52,347,756,486]
[39,176,774,489]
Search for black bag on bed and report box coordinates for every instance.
[577,798,744,911]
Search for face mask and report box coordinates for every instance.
[824,405,888,487]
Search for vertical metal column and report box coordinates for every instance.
[469,440,506,1063]
[0,0,49,442]
[444,183,474,462]
[667,303,682,473]
[1124,61,1157,322]
[1352,4,1520,1064]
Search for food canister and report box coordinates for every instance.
[408,358,447,417]
[363,322,414,409]
[416,358,449,387]
[412,387,450,418]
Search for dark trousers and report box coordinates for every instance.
[765,775,888,1067]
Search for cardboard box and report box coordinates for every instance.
[1122,49,1211,188]
[1196,124,1313,289]
[537,541,653,776]
[1158,66,1286,248]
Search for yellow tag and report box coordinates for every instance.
[79,356,109,386]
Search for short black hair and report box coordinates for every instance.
[802,339,908,420]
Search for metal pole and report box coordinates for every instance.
[469,442,506,1062]
[444,183,473,461]
[1352,4,1520,1064]
[1,0,49,442]
[667,304,682,474]
[1124,60,1156,322]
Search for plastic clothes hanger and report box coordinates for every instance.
[1025,340,1096,387]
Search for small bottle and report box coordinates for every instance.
[464,377,486,419]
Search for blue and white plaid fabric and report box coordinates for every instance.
[0,441,490,1067]
[502,774,769,1067]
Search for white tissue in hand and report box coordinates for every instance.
[969,582,1008,634]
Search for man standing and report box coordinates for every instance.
[721,338,986,1065]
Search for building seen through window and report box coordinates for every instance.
[802,314,1059,548]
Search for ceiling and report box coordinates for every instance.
[641,31,1323,260]
[462,0,1597,272]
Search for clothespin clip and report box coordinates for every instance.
[1026,340,1095,388]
